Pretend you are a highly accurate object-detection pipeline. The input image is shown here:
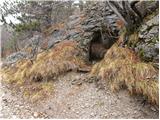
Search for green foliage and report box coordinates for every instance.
[149,35,159,44]
[139,48,145,59]
[127,32,139,48]
[15,21,40,32]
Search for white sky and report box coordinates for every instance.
[0,0,21,25]
[0,0,5,5]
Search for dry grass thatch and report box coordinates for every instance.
[1,40,88,102]
[3,40,87,82]
[90,44,159,105]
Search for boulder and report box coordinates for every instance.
[5,51,29,63]
[135,14,159,62]
[2,51,29,68]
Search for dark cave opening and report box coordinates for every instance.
[88,28,118,62]
[89,31,107,62]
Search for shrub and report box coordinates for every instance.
[15,21,40,32]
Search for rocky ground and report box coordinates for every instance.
[0,72,159,119]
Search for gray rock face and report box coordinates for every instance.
[34,1,120,60]
[135,42,159,62]
[63,14,84,41]
[67,15,81,30]
[47,38,61,49]
[2,51,29,68]
[62,1,120,47]
[5,51,29,64]
[78,2,120,60]
[47,30,66,49]
[135,14,159,62]
[139,15,159,40]
[135,1,158,18]
[51,30,65,39]
[82,2,119,33]
[43,12,89,49]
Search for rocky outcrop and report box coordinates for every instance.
[2,51,29,67]
[135,1,158,19]
[135,14,159,62]
[36,11,115,61]
[82,1,158,63]
[80,2,120,47]
[60,1,121,61]
[4,1,158,64]
[64,14,84,41]
[6,51,29,63]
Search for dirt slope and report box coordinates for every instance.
[1,72,158,119]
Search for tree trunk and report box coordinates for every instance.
[107,1,158,33]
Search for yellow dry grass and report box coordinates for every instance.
[1,40,88,102]
[3,40,87,82]
[90,44,159,105]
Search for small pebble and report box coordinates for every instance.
[85,103,89,107]
[12,115,17,119]
[33,112,39,118]
[81,105,85,108]
[90,112,95,117]
[134,111,137,114]
[15,104,20,107]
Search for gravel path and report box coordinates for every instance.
[0,72,159,119]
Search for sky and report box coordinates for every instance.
[0,0,5,5]
[0,0,21,25]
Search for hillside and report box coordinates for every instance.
[0,1,159,119]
